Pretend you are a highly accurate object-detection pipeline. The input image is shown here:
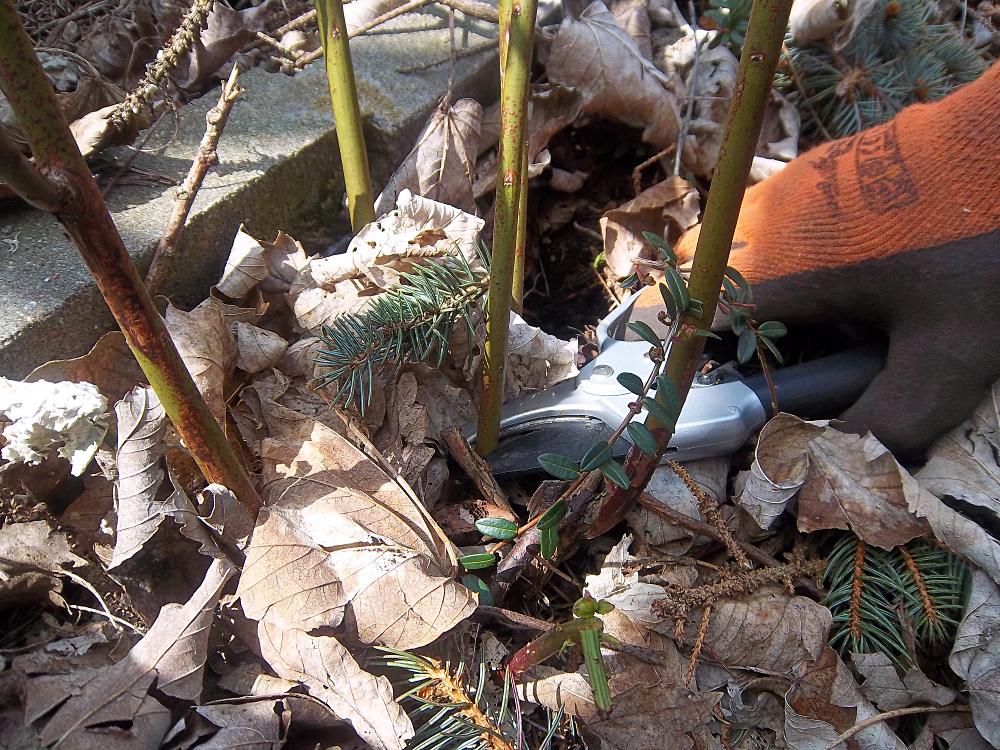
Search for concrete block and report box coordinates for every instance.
[0,3,555,377]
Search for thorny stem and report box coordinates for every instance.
[0,0,262,518]
[476,0,538,456]
[589,0,794,536]
[315,0,376,231]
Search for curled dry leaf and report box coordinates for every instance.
[629,457,728,553]
[609,0,652,58]
[505,311,579,401]
[547,2,681,149]
[257,621,412,750]
[165,299,238,426]
[738,413,823,530]
[35,558,234,750]
[789,0,849,44]
[600,176,700,278]
[234,322,289,374]
[740,414,929,548]
[184,699,290,750]
[375,99,483,217]
[237,419,475,649]
[217,227,270,299]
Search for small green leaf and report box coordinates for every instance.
[580,441,614,472]
[694,328,721,339]
[687,298,704,317]
[730,311,746,335]
[461,574,493,606]
[627,422,658,458]
[596,600,615,615]
[540,526,558,560]
[627,321,662,347]
[538,453,582,480]
[725,266,753,301]
[476,517,518,540]
[756,321,788,339]
[760,334,785,365]
[664,267,690,312]
[737,328,757,363]
[658,282,677,318]
[459,553,497,570]
[655,375,680,420]
[599,458,631,489]
[617,372,645,396]
[642,396,676,431]
[622,272,641,290]
[721,276,738,301]
[537,499,568,530]
[642,231,677,264]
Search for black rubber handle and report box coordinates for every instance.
[742,343,886,419]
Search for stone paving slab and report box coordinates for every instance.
[0,3,556,378]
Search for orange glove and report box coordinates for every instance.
[670,61,1000,460]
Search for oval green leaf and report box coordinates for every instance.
[475,517,518,540]
[760,334,785,365]
[737,328,757,363]
[459,553,497,570]
[599,458,631,489]
[617,372,645,396]
[627,321,661,347]
[642,396,676,431]
[664,267,690,312]
[461,574,493,606]
[730,311,746,335]
[756,321,788,339]
[540,526,558,560]
[538,453,582,480]
[627,422,659,458]
[658,282,677,318]
[654,375,679,420]
[580,441,614,472]
[537,499,568,530]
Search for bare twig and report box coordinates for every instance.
[675,2,702,176]
[636,492,826,598]
[397,38,498,72]
[0,124,66,211]
[821,706,970,750]
[631,144,676,197]
[441,426,514,514]
[145,67,242,295]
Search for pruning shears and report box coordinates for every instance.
[464,291,886,476]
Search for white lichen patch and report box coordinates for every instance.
[0,378,108,476]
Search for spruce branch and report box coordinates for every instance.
[313,250,489,410]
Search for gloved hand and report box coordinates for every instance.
[672,61,1000,461]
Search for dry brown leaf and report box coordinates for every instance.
[217,227,270,299]
[343,0,409,33]
[583,687,721,749]
[853,652,910,711]
[234,322,288,374]
[600,176,699,278]
[259,231,310,295]
[374,372,435,496]
[608,0,652,57]
[375,99,483,217]
[257,620,412,750]
[36,558,234,749]
[60,473,115,538]
[949,568,1000,745]
[786,647,904,750]
[165,299,238,425]
[684,586,831,674]
[25,331,146,406]
[0,521,87,605]
[69,101,149,159]
[738,414,823,530]
[183,699,290,750]
[238,419,475,648]
[629,458,726,553]
[547,1,680,149]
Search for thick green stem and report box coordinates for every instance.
[316,0,375,232]
[476,0,537,456]
[511,134,529,315]
[590,0,793,535]
[0,0,261,518]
